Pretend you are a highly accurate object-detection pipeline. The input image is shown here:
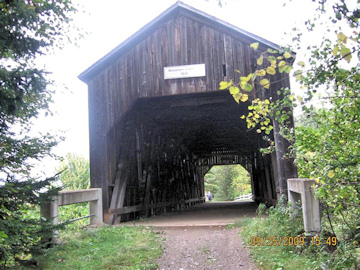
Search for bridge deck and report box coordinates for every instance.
[122,201,257,227]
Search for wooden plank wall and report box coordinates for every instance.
[87,12,295,219]
[108,113,205,223]
[88,14,259,212]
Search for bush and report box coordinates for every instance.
[239,197,360,269]
[0,176,62,268]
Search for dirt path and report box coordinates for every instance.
[155,226,256,270]
[123,201,258,269]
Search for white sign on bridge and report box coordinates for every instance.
[164,64,206,79]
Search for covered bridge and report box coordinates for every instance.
[79,2,297,224]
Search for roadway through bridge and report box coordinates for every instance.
[123,200,257,227]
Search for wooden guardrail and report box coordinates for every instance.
[234,194,253,201]
[109,197,205,216]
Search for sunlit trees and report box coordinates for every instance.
[204,165,251,201]
[57,153,90,190]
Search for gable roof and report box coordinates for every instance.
[78,1,281,83]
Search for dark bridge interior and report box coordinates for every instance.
[79,2,297,224]
[106,91,278,223]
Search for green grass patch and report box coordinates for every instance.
[26,226,162,270]
[238,200,359,270]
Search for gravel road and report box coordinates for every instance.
[155,226,256,270]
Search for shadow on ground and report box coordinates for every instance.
[124,200,257,227]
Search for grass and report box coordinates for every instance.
[24,226,163,270]
[239,218,321,270]
[237,202,360,270]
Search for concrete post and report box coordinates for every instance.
[287,178,321,234]
[40,198,59,225]
[41,188,103,226]
[89,188,103,225]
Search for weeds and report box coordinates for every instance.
[239,197,359,269]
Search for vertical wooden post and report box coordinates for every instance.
[273,120,287,199]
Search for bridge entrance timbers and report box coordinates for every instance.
[79,2,297,224]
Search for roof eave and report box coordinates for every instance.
[78,1,286,84]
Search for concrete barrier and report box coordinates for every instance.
[287,178,321,234]
[41,188,103,226]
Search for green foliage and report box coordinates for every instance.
[57,153,90,190]
[219,0,360,262]
[58,203,90,230]
[204,165,250,201]
[239,199,359,269]
[0,176,63,267]
[30,226,162,270]
[295,105,360,244]
[55,153,91,229]
[0,0,77,267]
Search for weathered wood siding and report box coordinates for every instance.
[88,14,261,209]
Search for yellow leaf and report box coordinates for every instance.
[283,52,291,59]
[340,45,352,63]
[333,46,339,56]
[260,79,270,89]
[266,66,276,75]
[294,70,303,81]
[250,42,259,50]
[241,93,249,102]
[233,93,241,104]
[240,81,246,89]
[297,61,305,67]
[229,86,240,95]
[278,60,286,67]
[328,171,335,178]
[284,65,293,74]
[267,48,278,54]
[257,69,266,76]
[257,55,264,65]
[240,115,246,119]
[337,32,348,44]
[227,80,233,87]
[289,94,294,101]
[264,99,270,105]
[246,73,253,82]
[219,81,228,90]
[297,95,303,102]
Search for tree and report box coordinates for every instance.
[57,153,90,190]
[205,165,250,201]
[0,1,77,267]
[231,166,251,197]
[219,0,359,263]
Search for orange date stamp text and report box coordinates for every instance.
[250,236,337,246]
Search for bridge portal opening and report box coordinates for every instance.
[79,2,298,224]
[102,91,282,223]
[204,164,252,202]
